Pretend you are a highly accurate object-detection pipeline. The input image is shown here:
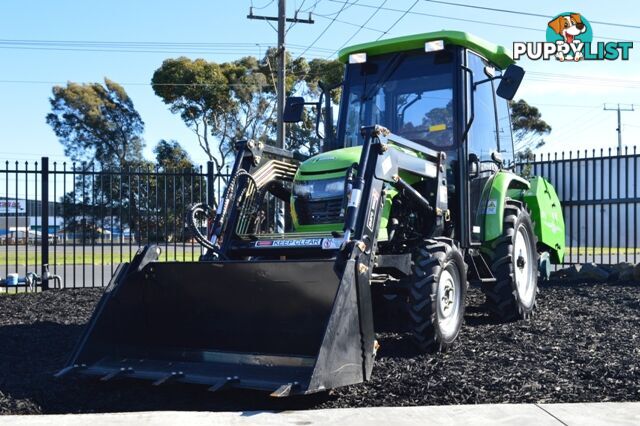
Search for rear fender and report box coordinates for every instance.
[481,170,530,242]
[522,176,565,263]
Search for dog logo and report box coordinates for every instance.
[546,13,592,61]
[513,12,632,62]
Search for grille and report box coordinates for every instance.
[295,197,344,225]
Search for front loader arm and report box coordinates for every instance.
[209,140,303,254]
[343,125,449,245]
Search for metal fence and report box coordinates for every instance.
[1,148,639,292]
[518,146,640,267]
[1,158,229,292]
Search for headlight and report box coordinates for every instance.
[292,177,345,200]
[292,183,313,198]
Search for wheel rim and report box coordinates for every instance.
[514,224,536,308]
[437,263,461,339]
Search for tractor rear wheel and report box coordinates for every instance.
[409,238,467,352]
[483,199,539,321]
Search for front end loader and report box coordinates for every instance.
[59,31,565,396]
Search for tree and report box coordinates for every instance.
[46,78,145,168]
[287,58,345,155]
[152,53,343,169]
[154,139,196,171]
[150,140,206,243]
[152,58,236,172]
[510,99,551,157]
[47,78,146,242]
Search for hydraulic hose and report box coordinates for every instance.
[186,202,216,251]
[186,169,260,252]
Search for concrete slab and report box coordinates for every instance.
[0,404,558,426]
[540,402,640,426]
[0,403,638,426]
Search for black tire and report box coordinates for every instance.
[483,199,539,321]
[409,238,467,352]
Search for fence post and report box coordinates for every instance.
[41,157,49,290]
[206,161,215,209]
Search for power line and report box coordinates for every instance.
[286,0,308,33]
[318,0,359,16]
[0,39,335,54]
[604,104,635,150]
[324,0,639,43]
[376,0,419,41]
[532,103,602,109]
[327,0,388,57]
[529,71,640,85]
[313,12,384,34]
[0,79,277,88]
[545,107,604,140]
[422,0,640,30]
[0,39,289,49]
[295,0,354,59]
[251,0,276,10]
[300,0,321,13]
[525,77,640,90]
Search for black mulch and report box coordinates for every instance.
[1,281,639,414]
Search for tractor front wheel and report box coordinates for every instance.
[483,199,539,321]
[409,238,467,352]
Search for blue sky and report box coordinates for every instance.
[1,0,639,167]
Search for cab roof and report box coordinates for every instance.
[338,30,514,69]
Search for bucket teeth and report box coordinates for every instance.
[270,382,299,398]
[152,371,184,386]
[100,367,133,382]
[54,364,86,378]
[207,376,239,392]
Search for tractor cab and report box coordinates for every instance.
[289,31,525,248]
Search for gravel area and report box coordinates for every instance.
[1,281,639,414]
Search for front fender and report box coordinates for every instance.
[481,171,530,242]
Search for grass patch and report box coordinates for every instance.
[566,247,640,256]
[0,248,202,266]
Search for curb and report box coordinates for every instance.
[1,402,639,425]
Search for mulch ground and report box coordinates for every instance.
[1,281,639,414]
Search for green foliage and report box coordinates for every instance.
[154,139,196,171]
[152,56,274,172]
[510,99,551,154]
[151,139,205,241]
[304,58,345,103]
[152,53,344,167]
[46,78,145,168]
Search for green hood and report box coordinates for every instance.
[297,146,362,179]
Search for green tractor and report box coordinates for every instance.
[59,31,565,396]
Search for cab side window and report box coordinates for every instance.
[495,94,515,165]
[467,52,498,162]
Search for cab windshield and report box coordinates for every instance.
[338,49,456,149]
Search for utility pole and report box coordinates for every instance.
[604,103,635,151]
[247,1,314,149]
[276,0,286,148]
[248,1,314,232]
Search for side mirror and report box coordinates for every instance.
[491,151,504,168]
[283,97,305,123]
[496,64,525,100]
[469,153,479,178]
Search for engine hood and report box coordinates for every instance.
[297,146,362,178]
